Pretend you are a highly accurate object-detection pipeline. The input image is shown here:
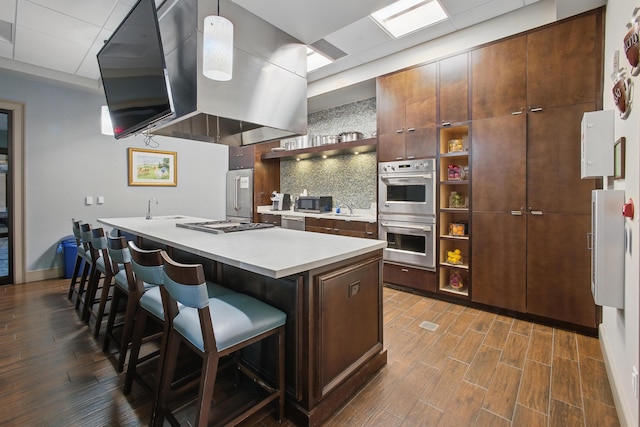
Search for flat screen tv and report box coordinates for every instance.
[97,0,174,139]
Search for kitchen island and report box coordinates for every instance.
[98,215,387,426]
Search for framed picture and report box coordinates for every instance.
[128,148,177,186]
[614,137,626,180]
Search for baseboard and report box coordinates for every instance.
[599,323,635,427]
[24,267,63,283]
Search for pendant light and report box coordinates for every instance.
[203,0,233,81]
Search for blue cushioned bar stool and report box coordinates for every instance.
[153,251,286,427]
[67,219,90,304]
[74,222,95,313]
[124,242,237,398]
[84,227,118,337]
[102,235,138,372]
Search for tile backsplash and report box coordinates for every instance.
[280,98,377,209]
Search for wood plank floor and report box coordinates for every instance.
[0,279,620,426]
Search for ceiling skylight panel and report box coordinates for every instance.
[307,46,333,72]
[371,0,449,38]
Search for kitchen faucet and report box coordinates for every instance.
[146,198,158,220]
[343,202,355,215]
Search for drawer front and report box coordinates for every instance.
[383,262,436,292]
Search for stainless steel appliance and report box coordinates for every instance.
[294,196,333,213]
[270,192,291,211]
[226,169,253,223]
[378,159,435,217]
[177,220,274,234]
[378,215,435,270]
[281,215,305,231]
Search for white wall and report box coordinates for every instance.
[0,69,229,277]
[601,1,640,425]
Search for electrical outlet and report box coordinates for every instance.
[85,196,93,205]
[633,367,639,399]
[97,196,105,205]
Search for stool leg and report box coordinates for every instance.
[75,262,91,311]
[278,327,285,422]
[116,290,138,372]
[93,271,114,338]
[194,353,219,427]
[68,256,83,300]
[152,329,181,427]
[124,308,148,395]
[103,286,122,353]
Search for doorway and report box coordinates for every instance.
[0,100,24,284]
[0,110,9,283]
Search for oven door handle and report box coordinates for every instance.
[381,222,432,232]
[380,173,432,181]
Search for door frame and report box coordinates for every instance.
[0,100,25,284]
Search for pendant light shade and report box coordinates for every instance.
[101,105,114,136]
[203,14,233,81]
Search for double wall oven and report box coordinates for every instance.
[378,159,436,270]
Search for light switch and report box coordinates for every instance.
[97,196,105,205]
[85,196,93,205]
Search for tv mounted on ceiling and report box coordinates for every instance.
[97,0,175,139]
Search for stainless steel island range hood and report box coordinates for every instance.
[150,0,307,146]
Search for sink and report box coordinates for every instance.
[324,213,369,219]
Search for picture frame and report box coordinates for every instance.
[128,148,177,186]
[614,137,626,180]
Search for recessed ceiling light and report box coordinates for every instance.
[307,47,333,72]
[371,0,448,39]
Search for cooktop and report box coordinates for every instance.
[176,220,274,234]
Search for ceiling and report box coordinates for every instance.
[0,0,602,105]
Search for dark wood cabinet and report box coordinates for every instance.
[377,63,437,162]
[383,262,436,293]
[306,217,377,239]
[438,52,469,125]
[228,145,255,170]
[527,12,601,110]
[469,12,602,328]
[471,36,527,120]
[259,213,281,226]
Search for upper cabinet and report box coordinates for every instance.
[527,13,600,110]
[377,63,437,162]
[438,52,469,125]
[472,36,527,119]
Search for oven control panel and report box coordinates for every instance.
[379,159,435,174]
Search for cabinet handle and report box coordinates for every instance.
[511,110,523,115]
[510,210,523,216]
[587,232,593,250]
[395,157,403,160]
[407,155,415,159]
[395,129,404,134]
[441,121,451,127]
[528,207,543,215]
[529,107,543,112]
[407,127,416,132]
[401,268,409,273]
[235,153,244,157]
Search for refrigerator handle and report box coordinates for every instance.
[234,176,240,211]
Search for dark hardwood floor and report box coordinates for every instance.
[0,279,620,426]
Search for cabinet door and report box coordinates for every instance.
[526,213,596,328]
[527,13,600,109]
[472,36,527,119]
[378,133,406,162]
[405,125,437,159]
[439,52,469,124]
[527,103,596,215]
[472,114,526,212]
[405,62,437,128]
[377,72,406,135]
[228,145,255,170]
[472,212,526,312]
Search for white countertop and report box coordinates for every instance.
[257,205,377,223]
[98,215,385,279]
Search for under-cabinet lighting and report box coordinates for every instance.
[322,155,328,159]
[371,0,448,38]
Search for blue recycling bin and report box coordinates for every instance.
[58,236,83,279]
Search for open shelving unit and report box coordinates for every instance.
[438,125,470,298]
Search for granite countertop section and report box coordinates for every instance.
[98,215,385,279]
[257,205,377,223]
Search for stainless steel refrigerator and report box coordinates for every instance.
[226,169,254,223]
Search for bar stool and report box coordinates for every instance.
[153,251,286,427]
[67,219,90,303]
[124,242,237,397]
[75,223,95,314]
[102,235,138,372]
[84,227,117,336]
